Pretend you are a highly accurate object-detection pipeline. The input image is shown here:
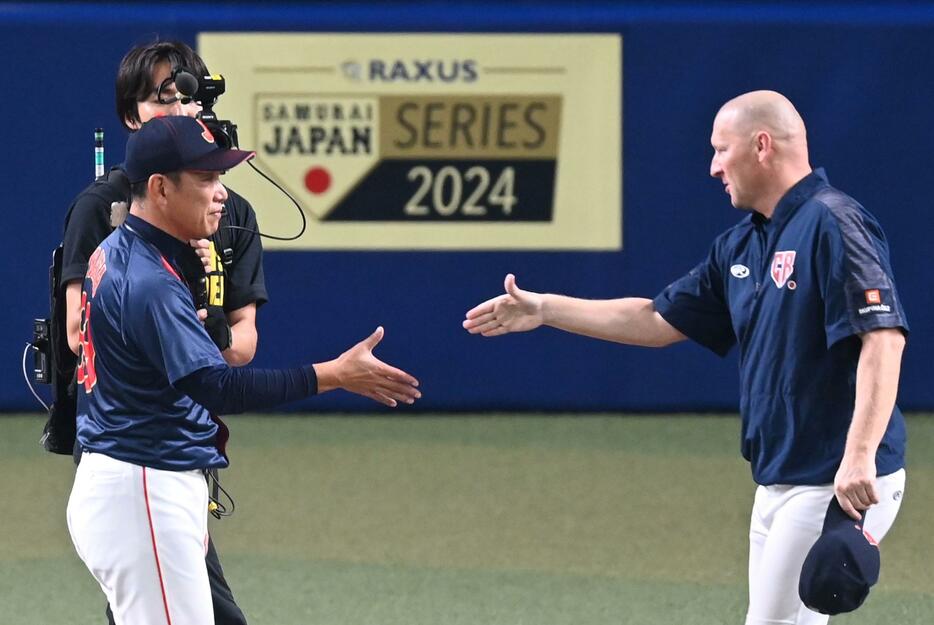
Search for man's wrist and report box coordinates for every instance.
[540,293,554,326]
[312,360,340,393]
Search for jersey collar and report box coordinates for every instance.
[752,167,829,228]
[123,213,192,267]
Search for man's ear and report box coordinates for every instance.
[147,174,168,204]
[755,131,773,162]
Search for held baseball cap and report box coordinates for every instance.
[798,497,881,615]
[125,115,254,183]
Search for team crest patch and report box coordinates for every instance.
[770,251,796,289]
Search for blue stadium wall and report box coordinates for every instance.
[2,2,932,412]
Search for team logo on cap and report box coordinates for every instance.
[194,119,215,143]
[770,251,796,289]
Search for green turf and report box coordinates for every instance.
[2,414,932,624]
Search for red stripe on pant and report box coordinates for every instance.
[143,467,173,625]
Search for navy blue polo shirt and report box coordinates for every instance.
[75,214,229,471]
[654,169,908,486]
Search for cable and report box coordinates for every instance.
[22,343,51,412]
[219,158,308,242]
[206,468,236,519]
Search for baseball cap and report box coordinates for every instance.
[125,115,254,183]
[798,497,880,615]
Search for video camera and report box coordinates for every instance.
[171,68,240,150]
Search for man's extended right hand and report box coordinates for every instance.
[314,327,421,407]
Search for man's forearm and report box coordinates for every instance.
[65,282,82,355]
[846,328,906,457]
[222,318,257,366]
[221,303,258,366]
[541,295,686,347]
[176,364,317,415]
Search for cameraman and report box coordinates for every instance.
[60,40,263,625]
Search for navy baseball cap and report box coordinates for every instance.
[798,497,880,615]
[125,115,254,183]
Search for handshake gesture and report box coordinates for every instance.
[462,274,544,336]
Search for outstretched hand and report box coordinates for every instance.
[463,274,544,337]
[330,327,421,407]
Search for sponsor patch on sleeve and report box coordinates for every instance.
[855,288,892,316]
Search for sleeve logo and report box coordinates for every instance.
[858,288,892,315]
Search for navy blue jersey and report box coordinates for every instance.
[654,169,908,486]
[75,214,229,471]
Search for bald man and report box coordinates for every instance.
[463,91,908,624]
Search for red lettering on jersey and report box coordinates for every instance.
[87,247,107,297]
[76,290,98,392]
[770,250,796,289]
[195,119,215,144]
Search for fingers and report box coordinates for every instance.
[377,379,421,404]
[357,379,420,407]
[835,481,879,521]
[852,482,879,508]
[196,308,208,322]
[465,298,496,320]
[463,311,500,332]
[470,319,507,336]
[359,389,398,408]
[189,239,210,250]
[481,326,510,337]
[377,362,420,387]
[836,493,862,521]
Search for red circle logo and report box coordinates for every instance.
[304,167,331,195]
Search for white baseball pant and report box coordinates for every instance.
[67,452,213,625]
[745,468,906,625]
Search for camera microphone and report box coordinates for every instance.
[175,70,200,101]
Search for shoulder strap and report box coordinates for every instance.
[107,166,131,204]
[62,166,131,231]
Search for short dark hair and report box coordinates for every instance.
[130,170,183,201]
[116,40,209,131]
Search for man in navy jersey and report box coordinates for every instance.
[55,41,272,625]
[66,116,421,625]
[463,90,907,625]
